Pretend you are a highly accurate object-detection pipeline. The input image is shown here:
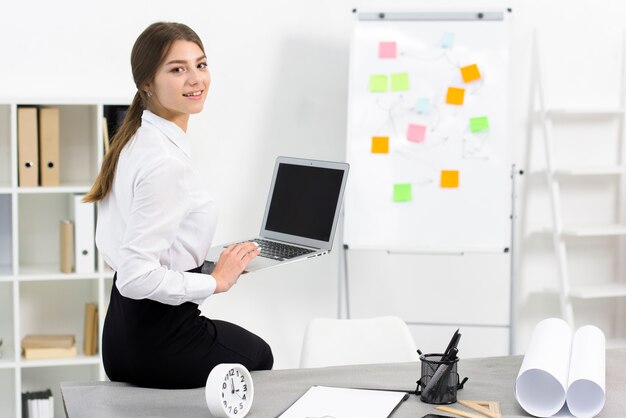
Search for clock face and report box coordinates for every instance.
[219,366,252,416]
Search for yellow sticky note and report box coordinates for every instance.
[446,87,465,105]
[460,64,481,83]
[371,136,389,154]
[370,75,388,92]
[391,73,410,92]
[441,170,459,188]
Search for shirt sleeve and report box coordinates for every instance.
[116,156,216,305]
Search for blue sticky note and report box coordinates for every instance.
[416,98,430,114]
[441,32,455,49]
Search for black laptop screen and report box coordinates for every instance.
[264,163,345,242]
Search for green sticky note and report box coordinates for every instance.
[470,116,489,133]
[370,75,388,92]
[393,183,412,202]
[391,73,410,91]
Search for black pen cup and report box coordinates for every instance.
[416,353,460,404]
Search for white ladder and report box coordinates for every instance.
[524,30,626,334]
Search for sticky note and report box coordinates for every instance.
[442,32,455,49]
[470,116,489,133]
[370,75,388,92]
[406,124,426,143]
[371,136,389,153]
[461,64,481,83]
[416,98,430,114]
[391,73,410,92]
[379,42,397,59]
[393,183,412,202]
[441,170,459,188]
[446,87,465,105]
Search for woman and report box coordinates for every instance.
[84,22,273,389]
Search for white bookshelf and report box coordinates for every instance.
[0,99,128,418]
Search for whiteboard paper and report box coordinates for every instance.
[515,318,606,418]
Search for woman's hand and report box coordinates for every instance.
[212,242,261,293]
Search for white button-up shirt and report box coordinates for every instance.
[96,110,218,305]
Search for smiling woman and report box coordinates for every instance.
[83,22,273,390]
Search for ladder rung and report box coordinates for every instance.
[554,166,626,176]
[570,283,626,299]
[560,225,626,237]
[606,337,626,349]
[540,107,625,116]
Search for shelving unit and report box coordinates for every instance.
[0,99,128,418]
[523,32,626,342]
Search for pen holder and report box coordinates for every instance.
[416,353,464,404]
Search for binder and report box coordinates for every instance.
[69,194,95,273]
[39,107,60,186]
[17,107,39,187]
[60,220,74,273]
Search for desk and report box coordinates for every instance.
[61,348,626,417]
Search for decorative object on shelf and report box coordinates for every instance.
[22,334,77,360]
[205,363,254,418]
[60,220,74,273]
[83,303,98,356]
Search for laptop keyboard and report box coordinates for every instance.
[249,239,315,261]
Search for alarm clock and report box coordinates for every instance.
[205,363,254,417]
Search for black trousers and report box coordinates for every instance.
[102,264,273,389]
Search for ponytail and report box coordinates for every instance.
[83,91,146,203]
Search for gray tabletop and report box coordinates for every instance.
[61,348,626,417]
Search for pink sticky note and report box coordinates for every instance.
[379,42,397,59]
[407,124,426,143]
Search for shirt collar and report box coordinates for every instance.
[141,110,191,158]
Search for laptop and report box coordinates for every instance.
[206,156,349,273]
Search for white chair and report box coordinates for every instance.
[299,316,419,368]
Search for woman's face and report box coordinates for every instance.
[147,40,211,131]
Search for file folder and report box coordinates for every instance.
[39,107,60,186]
[69,194,95,273]
[17,107,39,187]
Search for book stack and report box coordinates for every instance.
[21,335,77,360]
[83,303,98,356]
[21,389,54,418]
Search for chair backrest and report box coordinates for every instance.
[299,316,419,368]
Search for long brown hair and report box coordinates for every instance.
[84,22,205,203]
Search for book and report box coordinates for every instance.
[83,303,98,356]
[515,318,605,417]
[22,334,77,360]
[22,389,53,418]
[102,116,110,155]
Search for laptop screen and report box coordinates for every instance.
[264,163,345,242]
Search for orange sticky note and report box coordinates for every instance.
[460,64,481,83]
[371,136,389,154]
[446,87,465,105]
[441,170,459,188]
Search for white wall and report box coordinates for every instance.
[3,0,626,368]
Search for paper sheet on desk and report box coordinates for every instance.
[278,386,407,418]
[515,318,605,418]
